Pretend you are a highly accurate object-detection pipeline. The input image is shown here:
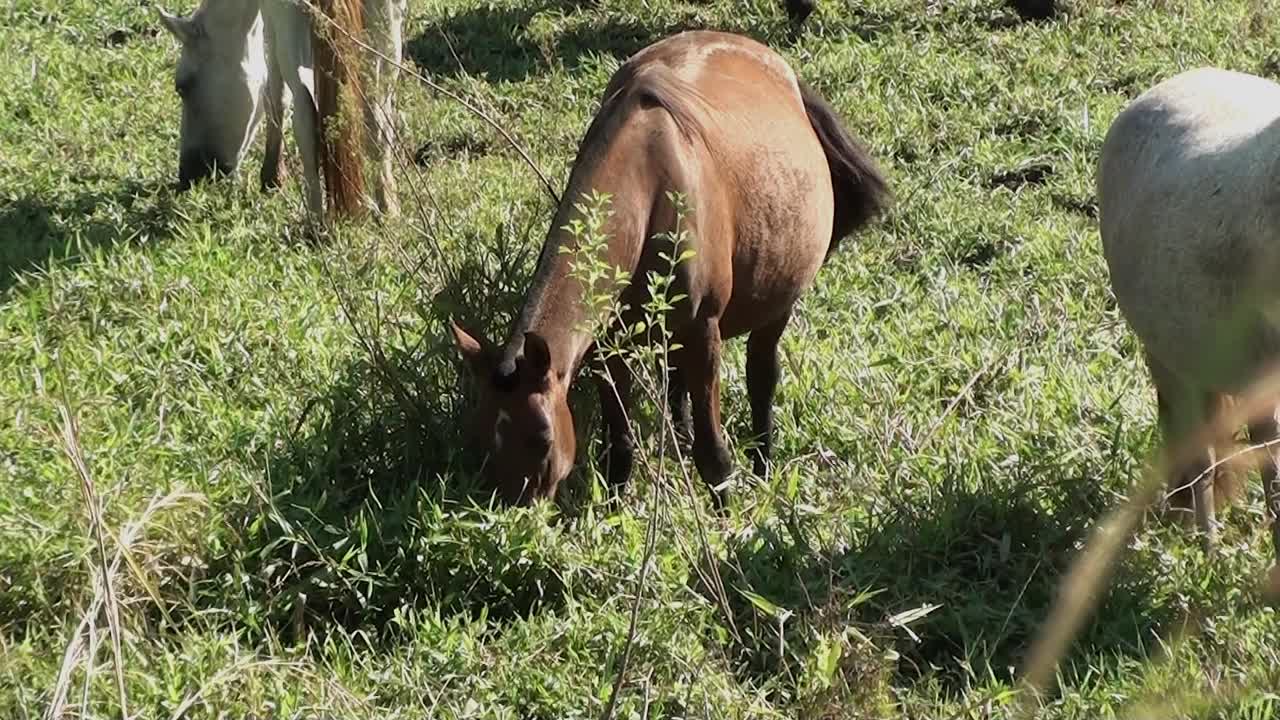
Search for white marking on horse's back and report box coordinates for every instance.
[706,40,796,93]
[690,34,798,97]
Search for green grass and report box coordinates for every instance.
[4,0,1280,717]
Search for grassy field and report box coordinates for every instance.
[4,0,1280,717]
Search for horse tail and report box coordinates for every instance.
[799,81,890,255]
[313,0,366,217]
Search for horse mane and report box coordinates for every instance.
[313,0,366,217]
[598,62,709,145]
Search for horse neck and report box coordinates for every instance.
[210,1,270,149]
[200,0,266,65]
[501,227,600,381]
[502,172,652,380]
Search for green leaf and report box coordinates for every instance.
[739,588,791,621]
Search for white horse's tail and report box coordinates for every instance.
[313,0,366,217]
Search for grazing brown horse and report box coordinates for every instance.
[451,30,889,506]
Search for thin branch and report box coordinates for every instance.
[598,425,662,720]
[915,353,1000,452]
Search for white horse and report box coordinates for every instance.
[1099,67,1280,559]
[158,0,405,218]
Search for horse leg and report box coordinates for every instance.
[1148,352,1218,551]
[264,0,324,218]
[784,0,816,23]
[1194,422,1220,553]
[361,0,403,216]
[746,311,790,478]
[665,354,693,450]
[291,86,324,219]
[259,54,288,192]
[681,318,734,510]
[1248,407,1280,562]
[595,352,635,491]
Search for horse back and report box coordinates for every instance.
[1100,68,1280,388]
[614,32,837,336]
[1101,68,1280,280]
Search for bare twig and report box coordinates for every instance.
[1164,435,1280,501]
[598,422,662,720]
[915,353,1000,452]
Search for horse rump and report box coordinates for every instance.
[799,82,890,254]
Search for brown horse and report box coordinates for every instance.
[451,30,889,506]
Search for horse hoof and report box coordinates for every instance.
[784,0,816,23]
[707,480,732,514]
[1008,0,1055,21]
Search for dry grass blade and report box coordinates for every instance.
[165,654,374,719]
[167,658,295,720]
[596,349,669,720]
[598,423,662,720]
[914,353,1000,453]
[1017,365,1280,715]
[54,400,129,720]
[0,634,31,720]
[46,625,84,720]
[44,488,204,720]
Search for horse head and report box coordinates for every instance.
[450,321,577,505]
[158,1,270,191]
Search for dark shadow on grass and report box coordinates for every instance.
[714,458,1177,697]
[406,1,838,84]
[407,5,671,83]
[0,179,176,294]
[407,4,542,83]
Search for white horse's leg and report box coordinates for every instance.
[259,48,288,192]
[1148,352,1219,552]
[291,76,324,219]
[264,0,323,218]
[1247,409,1280,561]
[362,0,405,216]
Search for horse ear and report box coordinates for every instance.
[157,8,199,45]
[523,332,552,378]
[450,319,491,375]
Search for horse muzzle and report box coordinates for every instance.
[177,148,232,191]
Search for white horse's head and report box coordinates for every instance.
[158,1,270,190]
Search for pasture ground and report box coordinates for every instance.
[3,0,1280,717]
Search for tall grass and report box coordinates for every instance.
[3,0,1280,718]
